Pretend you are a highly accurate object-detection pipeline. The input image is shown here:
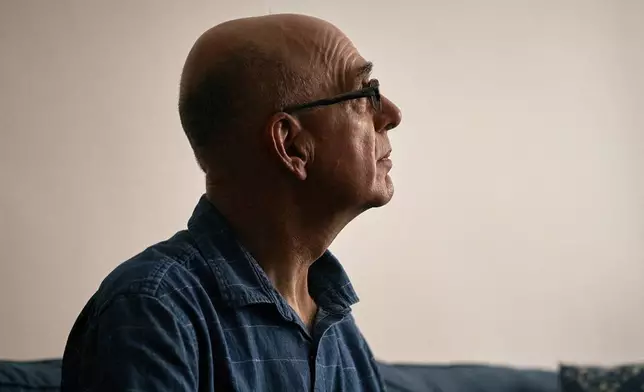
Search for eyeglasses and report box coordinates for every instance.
[283,79,381,114]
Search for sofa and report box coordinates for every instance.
[0,358,559,391]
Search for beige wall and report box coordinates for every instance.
[1,0,642,369]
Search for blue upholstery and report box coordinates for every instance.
[378,362,559,392]
[0,359,559,392]
[0,360,61,392]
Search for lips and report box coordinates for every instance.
[378,150,392,161]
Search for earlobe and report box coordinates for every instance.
[268,112,311,181]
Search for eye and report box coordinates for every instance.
[362,78,375,88]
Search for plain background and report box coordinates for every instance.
[1,0,643,369]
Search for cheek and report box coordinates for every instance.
[358,135,376,167]
[324,133,374,187]
[322,109,377,180]
[356,121,377,165]
[340,130,377,189]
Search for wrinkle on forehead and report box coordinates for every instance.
[251,14,364,94]
[183,14,364,100]
[316,29,363,91]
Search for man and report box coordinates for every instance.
[61,13,402,391]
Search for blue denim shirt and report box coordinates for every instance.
[61,195,386,391]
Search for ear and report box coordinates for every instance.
[267,112,313,181]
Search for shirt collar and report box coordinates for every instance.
[187,195,359,313]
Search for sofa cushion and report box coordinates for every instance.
[0,359,61,392]
[560,363,644,392]
[378,362,559,392]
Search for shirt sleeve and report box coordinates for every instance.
[61,293,200,392]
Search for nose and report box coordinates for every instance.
[377,94,402,132]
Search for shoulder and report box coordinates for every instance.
[90,230,211,315]
[61,231,213,391]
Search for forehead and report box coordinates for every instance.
[309,27,371,91]
[274,17,369,93]
[335,53,373,93]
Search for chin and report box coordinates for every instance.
[365,176,395,209]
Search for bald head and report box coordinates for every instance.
[178,14,357,171]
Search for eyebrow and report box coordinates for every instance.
[354,61,374,82]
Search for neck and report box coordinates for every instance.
[206,181,355,328]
